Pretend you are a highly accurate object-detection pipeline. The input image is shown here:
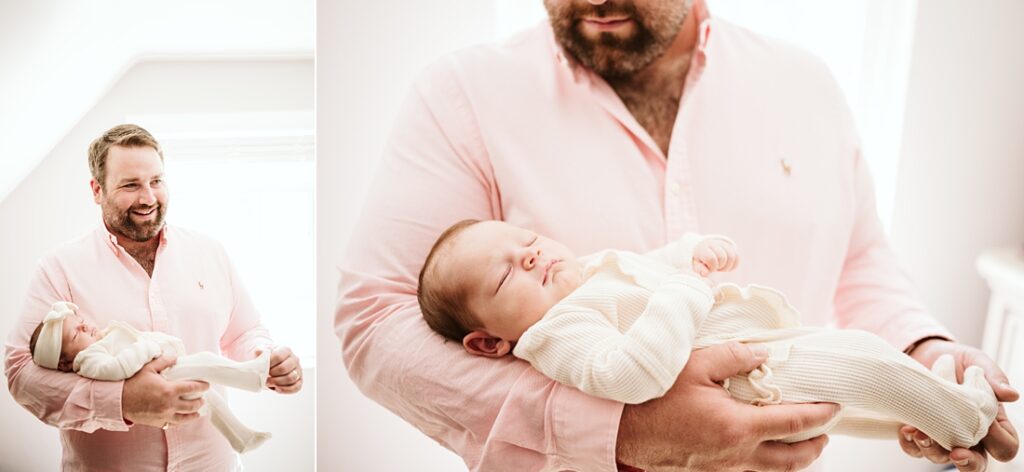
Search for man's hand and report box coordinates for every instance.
[900,339,1020,471]
[693,239,739,277]
[617,342,840,471]
[262,346,303,394]
[122,355,209,428]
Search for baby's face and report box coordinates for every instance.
[449,221,583,341]
[60,314,101,364]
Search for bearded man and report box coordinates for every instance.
[335,1,1019,471]
[5,124,303,471]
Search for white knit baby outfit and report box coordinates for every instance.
[512,234,999,449]
[73,321,272,453]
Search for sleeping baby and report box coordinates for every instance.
[417,219,1000,450]
[30,301,271,453]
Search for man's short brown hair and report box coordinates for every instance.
[88,124,164,189]
[418,219,483,342]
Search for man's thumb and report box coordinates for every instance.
[694,342,768,382]
[146,355,177,373]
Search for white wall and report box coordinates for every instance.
[0,0,314,202]
[316,1,495,470]
[892,0,1024,348]
[0,59,315,471]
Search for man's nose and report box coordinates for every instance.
[138,185,156,205]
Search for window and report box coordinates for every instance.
[129,111,316,364]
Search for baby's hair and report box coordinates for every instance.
[418,219,484,342]
[28,321,44,364]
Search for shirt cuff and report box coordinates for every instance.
[93,379,130,432]
[885,317,956,354]
[550,383,624,472]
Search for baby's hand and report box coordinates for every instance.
[692,239,739,277]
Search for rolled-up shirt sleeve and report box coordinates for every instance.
[4,258,129,433]
[336,59,623,472]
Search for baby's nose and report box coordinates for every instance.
[522,248,542,270]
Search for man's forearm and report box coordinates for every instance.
[5,347,128,432]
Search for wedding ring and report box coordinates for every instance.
[162,422,169,430]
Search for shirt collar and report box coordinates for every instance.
[548,1,714,79]
[99,221,169,256]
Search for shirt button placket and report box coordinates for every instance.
[666,146,698,239]
[149,273,169,333]
[166,428,178,472]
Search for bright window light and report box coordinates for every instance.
[131,111,316,365]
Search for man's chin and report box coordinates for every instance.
[120,222,164,242]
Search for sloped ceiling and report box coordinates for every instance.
[0,0,314,202]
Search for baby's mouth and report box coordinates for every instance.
[543,259,562,285]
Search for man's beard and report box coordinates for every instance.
[103,200,166,242]
[546,1,691,80]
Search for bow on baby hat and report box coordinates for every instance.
[33,301,80,369]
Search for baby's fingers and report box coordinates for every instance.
[711,245,730,270]
[692,260,711,277]
[723,246,740,271]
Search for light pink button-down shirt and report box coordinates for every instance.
[5,223,274,471]
[337,5,952,471]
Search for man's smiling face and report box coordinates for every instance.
[94,144,168,242]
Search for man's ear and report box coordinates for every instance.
[462,330,512,358]
[90,179,102,204]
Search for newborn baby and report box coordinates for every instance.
[30,301,271,453]
[417,219,1000,449]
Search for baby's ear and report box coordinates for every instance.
[463,331,512,358]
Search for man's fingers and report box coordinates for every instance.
[899,426,924,458]
[691,342,769,382]
[271,377,303,394]
[270,368,302,386]
[172,380,209,397]
[966,352,1020,402]
[750,435,829,472]
[913,430,952,464]
[145,355,178,373]
[746,402,840,440]
[269,357,300,377]
[983,404,1019,462]
[949,447,987,472]
[269,346,294,367]
[174,396,205,414]
[170,412,201,425]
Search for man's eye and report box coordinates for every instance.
[123,184,138,190]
